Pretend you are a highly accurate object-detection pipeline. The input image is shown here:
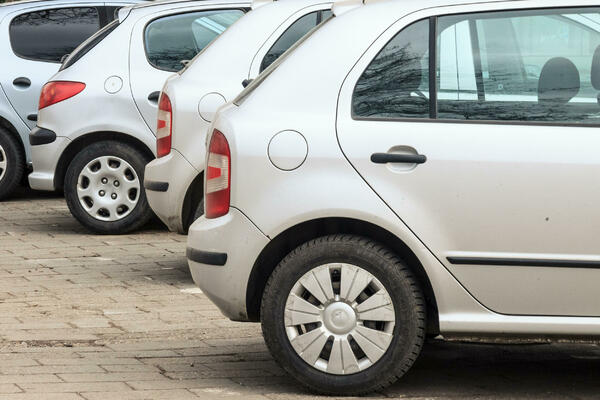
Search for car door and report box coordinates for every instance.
[0,4,104,129]
[337,6,600,317]
[129,6,246,134]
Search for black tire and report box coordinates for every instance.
[261,234,426,395]
[0,129,25,201]
[193,198,204,222]
[64,140,154,234]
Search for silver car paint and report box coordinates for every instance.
[0,0,136,164]
[29,0,251,192]
[145,0,336,233]
[188,0,600,338]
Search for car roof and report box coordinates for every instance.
[0,0,145,18]
[354,0,526,16]
[0,0,142,8]
[128,0,250,11]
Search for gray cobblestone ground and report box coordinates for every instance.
[0,188,599,399]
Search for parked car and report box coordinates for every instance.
[187,0,600,394]
[28,0,250,234]
[0,0,139,201]
[144,0,335,234]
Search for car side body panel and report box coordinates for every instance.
[190,0,600,337]
[146,0,335,232]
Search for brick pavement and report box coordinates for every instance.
[0,188,599,399]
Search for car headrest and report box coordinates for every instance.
[592,45,600,90]
[538,57,580,105]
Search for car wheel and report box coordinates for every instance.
[64,140,154,234]
[0,129,24,201]
[261,235,426,395]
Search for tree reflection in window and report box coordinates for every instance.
[145,10,245,72]
[10,8,100,63]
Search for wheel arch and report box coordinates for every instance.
[0,116,26,160]
[182,170,204,233]
[245,217,440,336]
[54,131,154,190]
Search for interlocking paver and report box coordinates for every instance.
[1,188,599,399]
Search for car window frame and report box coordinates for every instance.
[259,9,332,73]
[8,5,103,64]
[142,7,249,73]
[350,5,600,129]
[247,3,333,79]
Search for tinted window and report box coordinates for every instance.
[260,10,333,72]
[105,6,122,23]
[10,7,100,63]
[145,9,245,72]
[352,19,430,119]
[437,9,600,124]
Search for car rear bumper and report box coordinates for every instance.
[144,149,198,233]
[187,207,269,321]
[28,135,69,191]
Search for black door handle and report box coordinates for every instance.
[13,77,31,88]
[371,153,427,164]
[147,91,160,102]
[27,113,37,122]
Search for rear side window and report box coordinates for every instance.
[105,6,122,23]
[145,9,245,72]
[352,19,430,119]
[260,9,333,72]
[10,7,101,63]
[353,7,600,125]
[437,9,600,123]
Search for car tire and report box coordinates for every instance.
[193,198,204,222]
[261,234,426,395]
[64,140,154,234]
[0,129,24,201]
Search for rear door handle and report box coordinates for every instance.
[371,153,427,164]
[147,91,160,103]
[13,77,31,88]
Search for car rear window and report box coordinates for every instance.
[10,7,101,63]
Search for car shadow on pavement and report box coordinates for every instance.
[8,186,169,235]
[172,339,600,398]
[381,340,600,399]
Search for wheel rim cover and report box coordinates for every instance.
[0,144,6,182]
[76,156,140,222]
[284,263,396,375]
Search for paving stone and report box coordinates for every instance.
[2,188,600,400]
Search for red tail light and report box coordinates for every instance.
[39,81,85,110]
[156,93,172,158]
[205,129,230,219]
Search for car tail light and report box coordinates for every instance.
[156,93,172,158]
[205,129,230,219]
[38,81,85,110]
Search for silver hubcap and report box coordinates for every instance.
[0,144,6,182]
[284,263,395,375]
[77,156,140,221]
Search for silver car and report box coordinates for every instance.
[188,0,600,394]
[28,0,250,234]
[144,0,335,233]
[0,0,137,200]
